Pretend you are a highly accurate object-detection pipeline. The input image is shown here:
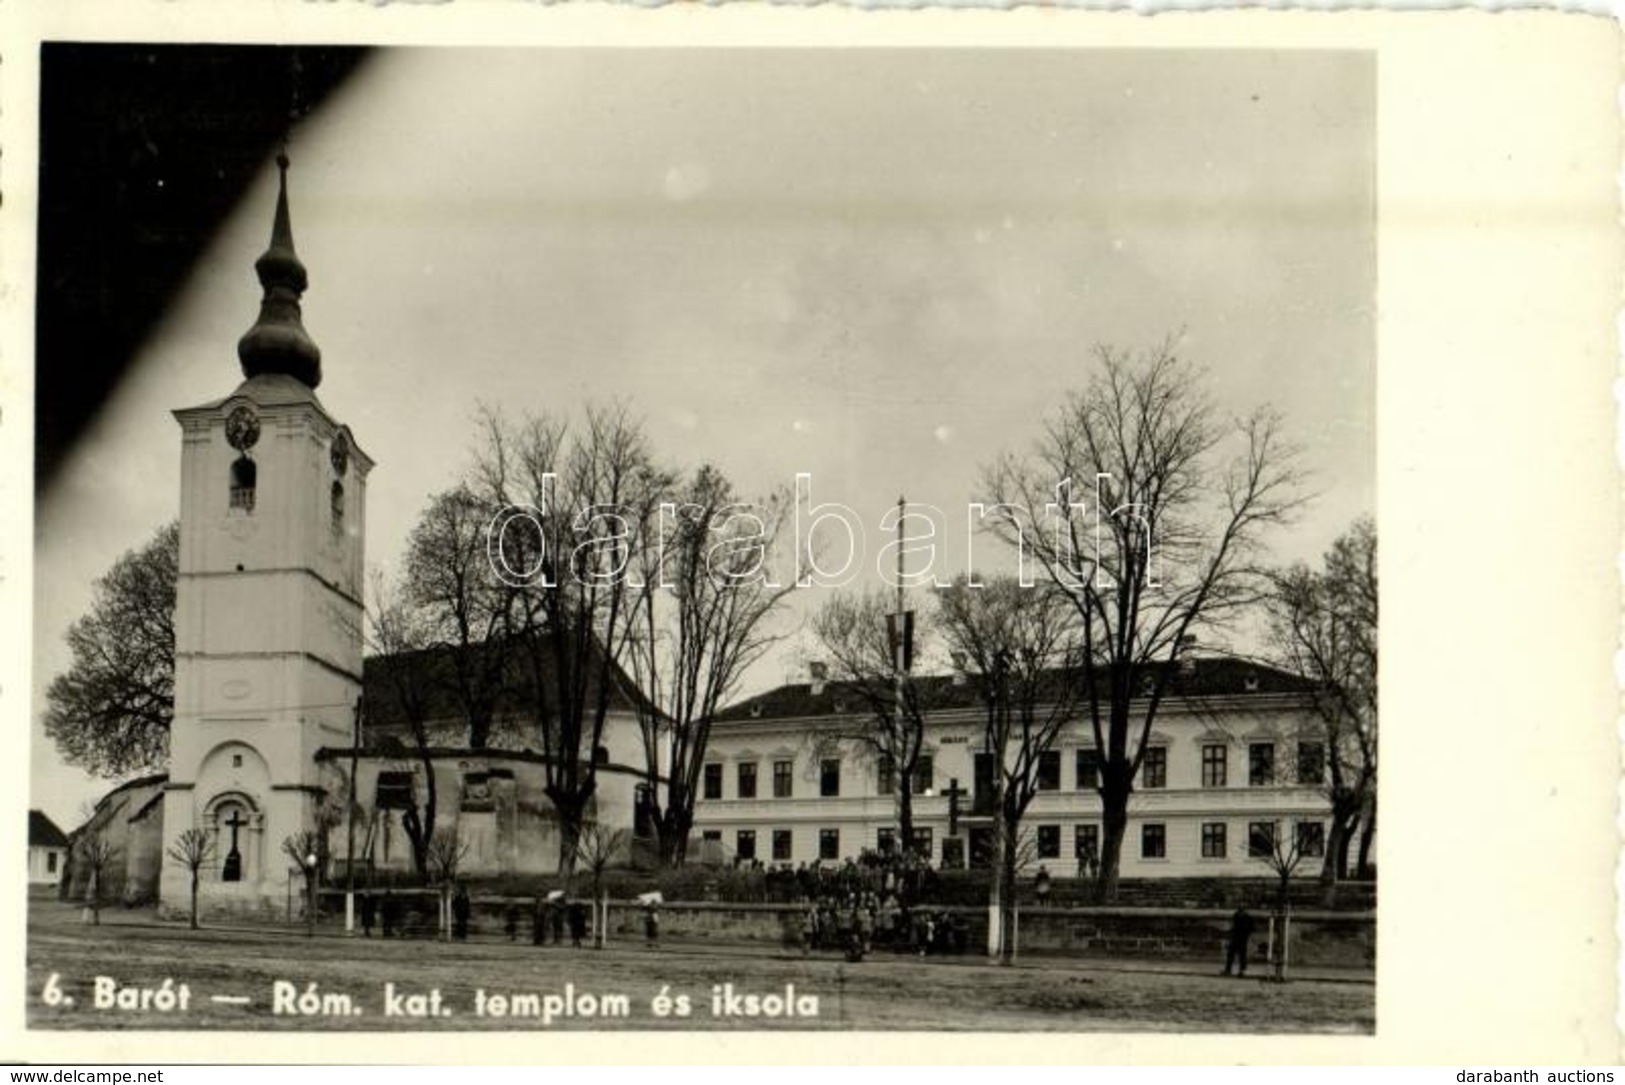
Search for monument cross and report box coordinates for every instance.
[221,808,248,882]
[944,777,968,837]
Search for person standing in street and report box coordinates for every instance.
[1223,904,1257,977]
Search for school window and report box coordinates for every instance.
[1037,825,1061,859]
[737,761,758,799]
[1076,748,1101,790]
[1141,747,1167,789]
[703,763,724,801]
[1296,821,1325,858]
[1074,824,1099,861]
[1248,821,1277,859]
[773,760,793,798]
[1140,823,1166,860]
[1201,744,1228,788]
[877,756,895,795]
[1297,741,1325,785]
[1201,822,1227,859]
[912,827,933,862]
[912,755,934,795]
[772,829,793,861]
[973,751,996,811]
[701,830,722,843]
[1249,743,1275,787]
[819,828,840,860]
[876,827,896,855]
[47,852,58,874]
[820,758,841,797]
[736,830,756,861]
[1036,749,1062,791]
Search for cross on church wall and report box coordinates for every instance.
[223,807,248,849]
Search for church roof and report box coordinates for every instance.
[362,638,658,734]
[183,372,320,413]
[713,657,1316,724]
[28,810,68,849]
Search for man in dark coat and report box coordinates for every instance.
[551,898,567,945]
[451,884,471,941]
[1223,905,1257,976]
[359,891,376,938]
[568,900,590,948]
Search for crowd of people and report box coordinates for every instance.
[715,849,944,906]
[771,850,973,960]
[791,891,971,960]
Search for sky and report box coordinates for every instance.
[30,47,1374,828]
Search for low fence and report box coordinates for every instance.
[315,890,1374,970]
[353,870,1376,912]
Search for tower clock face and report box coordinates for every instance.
[330,433,350,476]
[225,407,260,451]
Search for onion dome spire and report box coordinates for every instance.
[237,152,322,388]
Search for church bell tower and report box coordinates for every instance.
[159,154,372,918]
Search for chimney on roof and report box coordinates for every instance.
[1177,635,1198,675]
[809,661,828,697]
[950,651,968,686]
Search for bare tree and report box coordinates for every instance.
[425,827,471,941]
[281,829,323,932]
[572,822,630,948]
[404,486,517,749]
[281,830,323,879]
[1268,518,1377,886]
[1250,820,1307,910]
[311,790,347,884]
[472,402,668,875]
[165,828,215,930]
[806,588,946,854]
[937,574,1081,963]
[77,831,119,926]
[425,826,470,885]
[366,573,444,881]
[626,466,795,866]
[1250,819,1308,982]
[982,343,1304,900]
[44,522,177,777]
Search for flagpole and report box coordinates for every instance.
[344,694,362,934]
[895,494,907,854]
